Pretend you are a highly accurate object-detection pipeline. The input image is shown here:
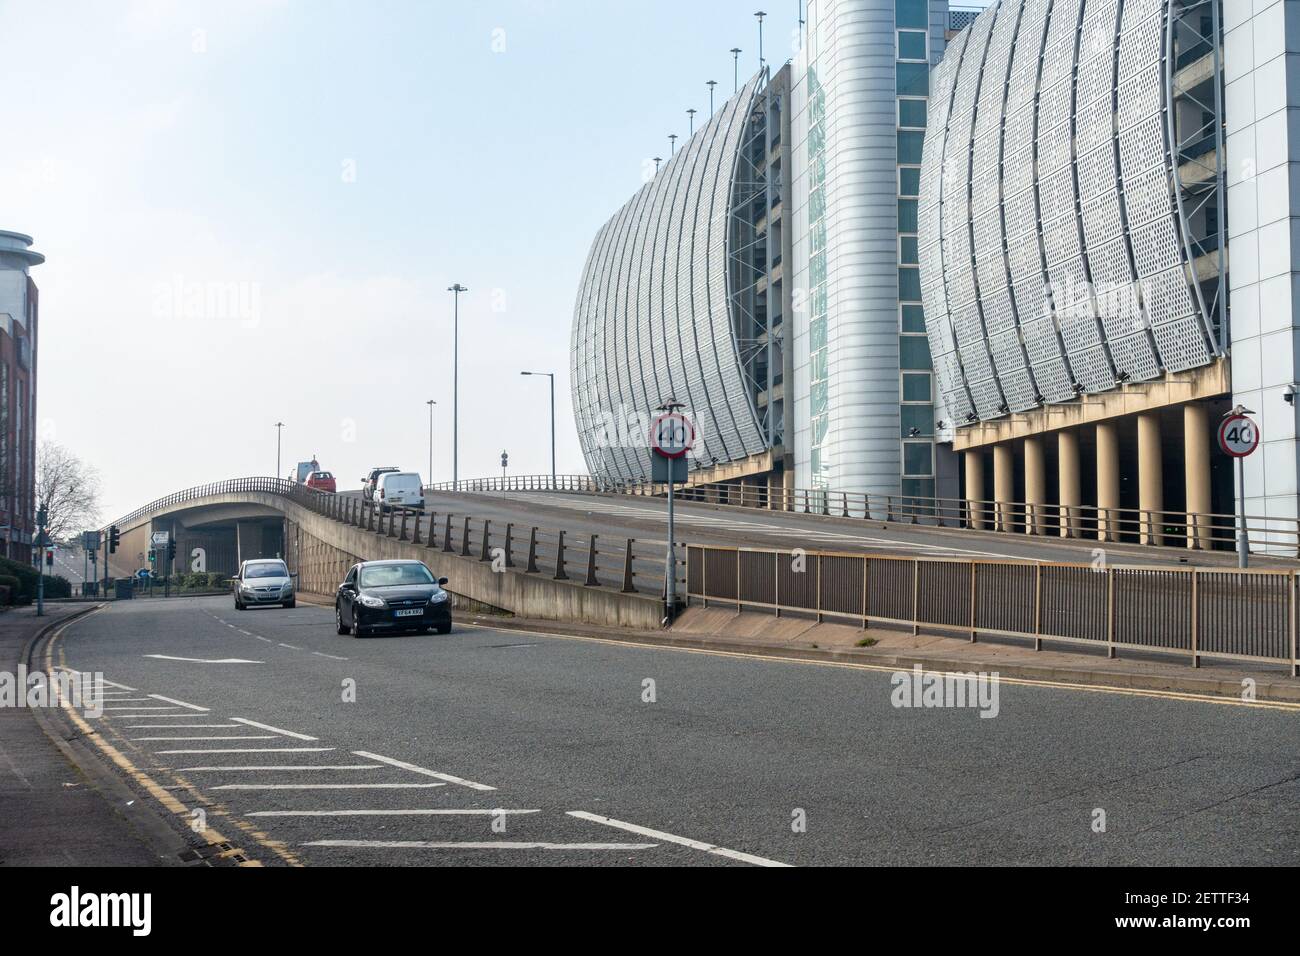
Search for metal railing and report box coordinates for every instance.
[106,477,674,600]
[427,473,1300,557]
[686,543,1300,676]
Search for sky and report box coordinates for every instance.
[0,0,811,522]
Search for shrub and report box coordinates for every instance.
[41,575,72,599]
[0,557,38,600]
[0,575,20,604]
[206,572,227,589]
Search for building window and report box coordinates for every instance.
[898,98,928,129]
[898,198,918,233]
[896,62,929,97]
[901,371,932,403]
[897,30,927,62]
[903,440,934,477]
[900,304,926,333]
[899,236,919,265]
[898,267,922,301]
[898,167,921,197]
[895,0,928,30]
[899,333,932,369]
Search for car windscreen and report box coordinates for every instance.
[245,563,288,578]
[359,564,435,588]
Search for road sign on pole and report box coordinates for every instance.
[651,405,694,623]
[1218,410,1260,569]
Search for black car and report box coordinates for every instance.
[335,559,452,637]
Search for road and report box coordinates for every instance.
[46,595,1300,866]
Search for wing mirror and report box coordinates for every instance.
[437,577,448,586]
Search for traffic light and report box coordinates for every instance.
[109,525,121,554]
[148,549,156,564]
[45,551,53,567]
[167,539,176,561]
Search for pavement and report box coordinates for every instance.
[22,593,1300,866]
[0,603,171,866]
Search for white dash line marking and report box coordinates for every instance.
[352,751,495,791]
[278,643,302,650]
[311,652,349,661]
[209,783,447,791]
[148,694,209,712]
[154,747,335,754]
[301,840,655,851]
[566,811,791,867]
[126,724,243,729]
[131,735,278,742]
[249,809,539,817]
[176,765,381,772]
[231,718,317,741]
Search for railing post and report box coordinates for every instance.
[969,562,978,643]
[1190,568,1199,668]
[526,527,539,573]
[1106,568,1116,660]
[584,535,599,586]
[443,515,455,553]
[480,520,492,562]
[622,539,636,593]
[398,510,408,542]
[504,523,514,568]
[1033,563,1042,652]
[554,530,568,580]
[425,513,437,549]
[842,492,849,518]
[1291,570,1299,678]
[911,558,920,636]
[412,511,423,545]
[461,517,471,556]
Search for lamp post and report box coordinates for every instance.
[731,48,742,91]
[755,11,766,71]
[521,371,556,487]
[425,399,437,489]
[447,283,468,488]
[275,421,284,479]
[687,108,697,135]
[35,503,47,617]
[669,133,677,156]
[707,80,717,113]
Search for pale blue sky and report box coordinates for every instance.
[1,0,805,520]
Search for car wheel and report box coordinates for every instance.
[235,598,245,610]
[335,604,350,635]
[283,599,296,609]
[437,622,452,635]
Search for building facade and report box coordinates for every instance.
[789,0,952,500]
[571,69,794,490]
[918,0,1256,545]
[0,231,42,561]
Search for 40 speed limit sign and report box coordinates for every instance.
[1217,414,1260,458]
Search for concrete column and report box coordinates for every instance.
[1184,403,1212,550]
[1138,412,1164,545]
[1096,421,1120,543]
[1023,435,1046,535]
[964,450,986,531]
[993,443,1015,533]
[1058,429,1081,538]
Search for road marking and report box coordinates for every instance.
[127,724,243,729]
[255,636,274,643]
[352,751,496,791]
[278,643,303,650]
[249,809,540,817]
[567,811,791,867]
[302,840,656,851]
[177,765,382,772]
[155,747,336,754]
[144,655,264,664]
[311,652,349,661]
[131,735,279,742]
[231,718,318,741]
[463,624,1300,713]
[149,694,209,712]
[102,705,182,711]
[209,783,447,791]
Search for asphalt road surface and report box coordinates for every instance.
[45,595,1300,867]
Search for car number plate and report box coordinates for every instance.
[394,608,423,617]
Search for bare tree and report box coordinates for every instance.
[36,441,102,542]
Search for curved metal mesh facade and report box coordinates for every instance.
[570,77,769,481]
[919,0,1219,426]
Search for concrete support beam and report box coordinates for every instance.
[1184,403,1212,550]
[964,450,985,531]
[1058,430,1080,538]
[1138,412,1164,546]
[1096,422,1120,543]
[1024,435,1046,535]
[993,443,1015,533]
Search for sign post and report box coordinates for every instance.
[1217,408,1260,569]
[650,402,694,623]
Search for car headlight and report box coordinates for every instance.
[358,594,386,609]
[430,590,449,604]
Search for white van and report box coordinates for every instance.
[377,471,424,512]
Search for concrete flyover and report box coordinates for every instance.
[105,478,663,630]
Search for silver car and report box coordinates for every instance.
[233,559,296,610]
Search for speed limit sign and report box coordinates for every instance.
[1217,414,1260,458]
[650,412,695,459]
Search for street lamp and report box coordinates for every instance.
[731,48,742,91]
[707,80,717,113]
[425,399,437,489]
[447,283,468,488]
[687,108,697,135]
[275,422,284,479]
[520,371,556,487]
[755,11,766,71]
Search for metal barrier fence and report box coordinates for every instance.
[685,543,1300,676]
[106,477,675,599]
[429,473,1300,557]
